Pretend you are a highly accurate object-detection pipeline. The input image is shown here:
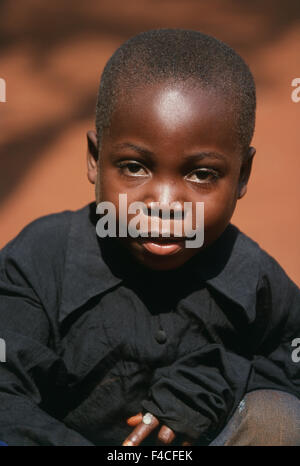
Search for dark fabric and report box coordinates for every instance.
[0,201,299,445]
[209,389,300,446]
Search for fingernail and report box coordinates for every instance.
[127,414,142,426]
[123,440,134,446]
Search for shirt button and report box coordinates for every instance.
[155,329,167,344]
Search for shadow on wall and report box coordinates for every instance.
[0,0,299,208]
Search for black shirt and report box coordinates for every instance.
[0,202,299,445]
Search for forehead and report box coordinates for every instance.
[104,82,240,156]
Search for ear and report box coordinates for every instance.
[87,130,98,185]
[238,146,256,199]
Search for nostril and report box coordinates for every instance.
[145,202,184,219]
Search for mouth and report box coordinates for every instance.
[139,236,186,256]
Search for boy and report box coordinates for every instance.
[0,29,299,446]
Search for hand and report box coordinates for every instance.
[122,412,192,446]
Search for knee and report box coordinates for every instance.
[242,389,300,445]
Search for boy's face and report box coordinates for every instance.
[87,82,255,270]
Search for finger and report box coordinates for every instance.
[122,413,159,446]
[156,425,176,445]
[126,413,143,427]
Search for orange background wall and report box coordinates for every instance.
[0,0,299,285]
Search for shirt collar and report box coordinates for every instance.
[59,202,123,323]
[196,224,259,323]
[59,202,260,324]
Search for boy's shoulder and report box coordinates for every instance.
[1,202,93,255]
[215,222,296,285]
[0,203,95,300]
[0,202,118,321]
[1,207,72,272]
[232,224,296,287]
[200,223,299,322]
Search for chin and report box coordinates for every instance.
[133,247,198,271]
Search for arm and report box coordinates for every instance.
[246,251,300,396]
[123,253,300,446]
[0,229,93,446]
[139,344,251,443]
[122,345,252,445]
[138,252,300,443]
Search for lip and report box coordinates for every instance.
[139,237,185,256]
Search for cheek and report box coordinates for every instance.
[98,170,144,226]
[202,185,238,242]
[98,166,121,202]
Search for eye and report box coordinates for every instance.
[117,161,149,178]
[185,168,220,184]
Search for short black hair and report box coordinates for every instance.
[96,29,256,156]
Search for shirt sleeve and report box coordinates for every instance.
[141,344,252,442]
[141,251,300,443]
[245,251,300,397]
[0,228,94,446]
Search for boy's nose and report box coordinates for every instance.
[143,182,184,217]
[157,184,172,206]
[144,201,183,220]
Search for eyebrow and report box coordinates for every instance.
[111,143,153,159]
[112,143,226,162]
[182,152,226,162]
